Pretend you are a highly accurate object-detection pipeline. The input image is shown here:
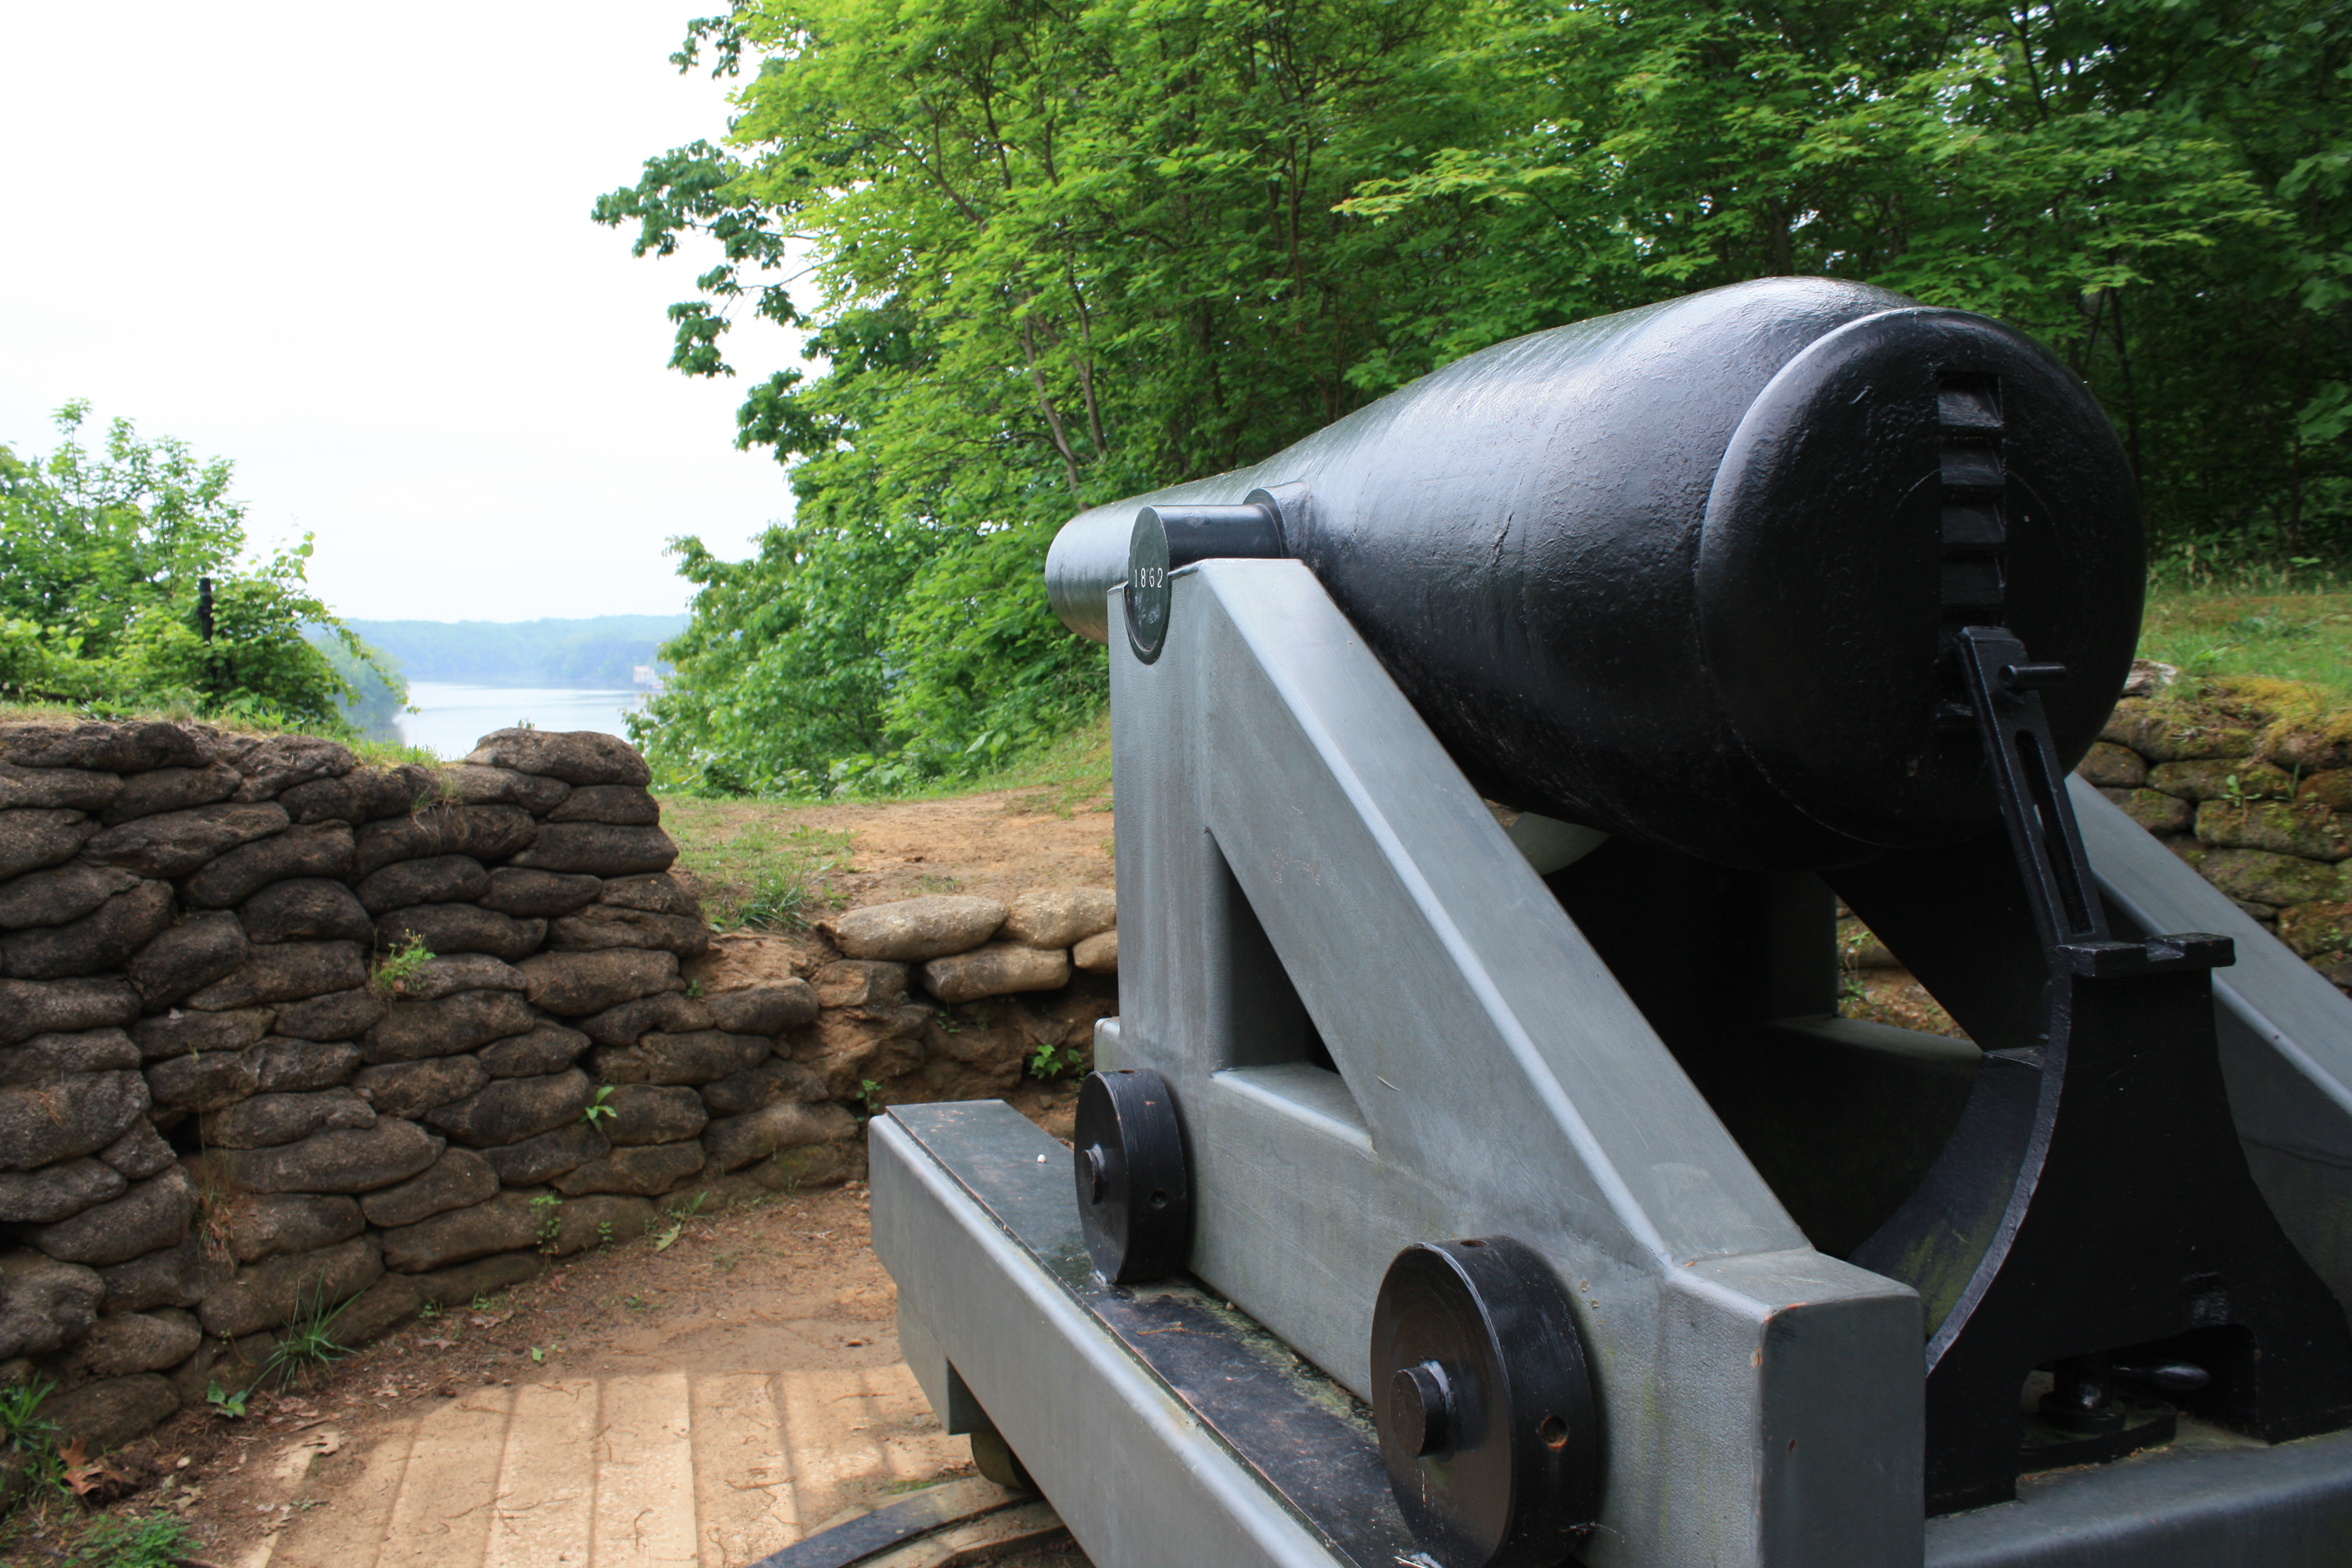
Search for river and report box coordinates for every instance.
[395,682,652,760]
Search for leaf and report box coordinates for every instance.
[61,1436,129,1497]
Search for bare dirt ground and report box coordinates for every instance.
[660,782,1118,928]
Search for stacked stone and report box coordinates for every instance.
[2081,698,2352,990]
[806,889,1119,1104]
[0,721,826,1456]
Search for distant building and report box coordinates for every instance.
[631,665,668,693]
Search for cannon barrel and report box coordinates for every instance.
[1046,277,2143,870]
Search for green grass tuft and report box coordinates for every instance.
[2139,587,2352,704]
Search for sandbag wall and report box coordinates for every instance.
[2082,696,2352,992]
[0,721,846,1457]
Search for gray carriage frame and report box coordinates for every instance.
[876,560,2352,1568]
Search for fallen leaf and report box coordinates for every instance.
[61,1437,130,1498]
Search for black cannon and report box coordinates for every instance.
[1048,278,2142,870]
[875,279,2352,1568]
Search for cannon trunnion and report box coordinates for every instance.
[876,280,2352,1567]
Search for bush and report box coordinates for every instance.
[0,402,382,729]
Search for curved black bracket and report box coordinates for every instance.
[741,1483,1036,1567]
[1834,625,2352,1514]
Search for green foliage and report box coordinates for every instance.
[60,1512,199,1568]
[582,1086,617,1128]
[665,811,853,928]
[0,402,385,727]
[263,1286,352,1387]
[2140,586,2352,701]
[531,1191,563,1253]
[0,1378,55,1452]
[308,630,409,742]
[1027,1040,1087,1081]
[0,1376,63,1501]
[203,1381,250,1419]
[608,0,2352,795]
[369,936,435,997]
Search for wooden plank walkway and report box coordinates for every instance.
[236,1363,990,1566]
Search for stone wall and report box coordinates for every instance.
[0,718,1117,1464]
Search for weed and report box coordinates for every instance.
[652,1191,707,1253]
[264,1284,352,1387]
[912,872,963,895]
[369,934,435,997]
[684,978,704,999]
[855,1077,885,1118]
[582,1085,617,1129]
[530,1192,563,1253]
[204,1380,250,1419]
[471,1293,499,1312]
[1027,1041,1087,1081]
[416,1300,439,1321]
[0,1377,55,1451]
[60,1512,199,1568]
[711,1248,743,1275]
[883,1476,952,1496]
[529,1346,546,1364]
[764,1152,803,1197]
[597,1219,614,1250]
[0,1376,63,1498]
[623,1294,650,1311]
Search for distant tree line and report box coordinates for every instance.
[341,617,686,691]
[602,0,2351,797]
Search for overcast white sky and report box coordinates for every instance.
[0,2,802,622]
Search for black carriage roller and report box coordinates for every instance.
[1369,1238,1602,1568]
[1072,1068,1191,1283]
[1047,276,2143,872]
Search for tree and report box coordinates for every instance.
[0,402,383,729]
[606,0,2352,796]
[602,0,1490,792]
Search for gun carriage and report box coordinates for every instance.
[869,278,2352,1567]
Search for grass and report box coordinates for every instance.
[2138,587,2352,703]
[0,1375,63,1505]
[661,813,856,931]
[262,1286,353,1388]
[955,710,1113,814]
[56,1512,198,1568]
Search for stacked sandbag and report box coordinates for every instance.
[2081,698,2352,993]
[0,721,840,1457]
[795,887,1120,1104]
[1829,678,2352,1021]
